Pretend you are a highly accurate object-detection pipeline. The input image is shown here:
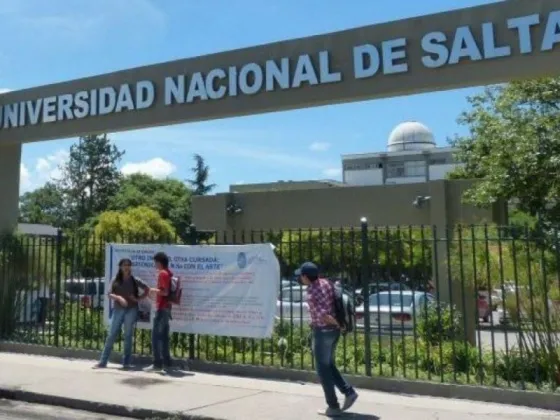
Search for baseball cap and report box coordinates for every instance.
[294,262,319,278]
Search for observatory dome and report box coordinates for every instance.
[387,121,436,152]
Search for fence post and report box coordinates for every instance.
[187,224,197,360]
[360,217,372,376]
[53,229,63,347]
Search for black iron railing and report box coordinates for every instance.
[0,223,559,392]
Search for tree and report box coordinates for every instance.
[108,173,192,241]
[449,78,560,226]
[19,182,66,227]
[276,228,433,286]
[69,206,177,282]
[188,154,215,196]
[58,134,125,227]
[94,206,177,243]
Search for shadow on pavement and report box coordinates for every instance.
[113,365,195,378]
[343,414,380,419]
[120,376,168,389]
[163,369,195,379]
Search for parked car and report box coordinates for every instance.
[355,291,435,334]
[279,278,300,291]
[276,285,311,325]
[64,278,105,309]
[355,282,410,300]
[498,285,559,325]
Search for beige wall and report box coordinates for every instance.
[192,179,502,231]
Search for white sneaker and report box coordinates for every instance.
[144,365,163,373]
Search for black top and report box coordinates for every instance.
[110,276,149,308]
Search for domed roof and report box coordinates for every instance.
[387,121,436,152]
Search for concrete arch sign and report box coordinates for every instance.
[0,0,560,231]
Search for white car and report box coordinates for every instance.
[279,279,300,291]
[276,285,311,325]
[355,291,435,334]
[355,282,411,299]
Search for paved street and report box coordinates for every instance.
[0,399,130,420]
[0,353,557,419]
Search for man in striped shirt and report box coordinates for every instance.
[297,262,358,417]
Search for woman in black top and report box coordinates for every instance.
[94,258,149,369]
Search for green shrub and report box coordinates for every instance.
[58,303,105,345]
[415,302,463,345]
[9,301,560,391]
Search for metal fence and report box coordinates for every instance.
[0,223,559,392]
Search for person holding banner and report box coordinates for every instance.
[297,262,358,417]
[145,252,173,372]
[94,258,150,369]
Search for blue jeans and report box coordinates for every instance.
[313,327,354,409]
[152,309,172,367]
[100,306,138,366]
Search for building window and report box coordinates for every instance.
[430,158,446,165]
[387,161,426,178]
[386,162,405,177]
[405,160,426,177]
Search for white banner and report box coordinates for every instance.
[104,243,280,338]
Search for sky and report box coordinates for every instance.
[0,0,496,194]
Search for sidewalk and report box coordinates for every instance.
[0,353,556,419]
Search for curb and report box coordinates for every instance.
[0,388,222,420]
[1,342,560,412]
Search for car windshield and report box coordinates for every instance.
[368,293,413,307]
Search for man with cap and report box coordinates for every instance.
[296,262,358,416]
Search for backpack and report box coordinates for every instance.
[168,275,182,305]
[332,283,355,334]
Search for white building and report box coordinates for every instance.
[342,121,462,186]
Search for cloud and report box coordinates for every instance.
[20,164,31,192]
[19,149,68,193]
[0,88,11,94]
[121,158,176,179]
[113,126,340,173]
[322,167,342,178]
[35,149,68,183]
[309,142,331,152]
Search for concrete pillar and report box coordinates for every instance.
[428,180,476,345]
[0,143,22,235]
[380,155,388,184]
[423,151,430,182]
